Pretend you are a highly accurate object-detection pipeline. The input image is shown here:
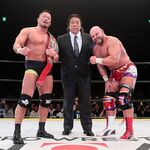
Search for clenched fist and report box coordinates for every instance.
[90,56,97,64]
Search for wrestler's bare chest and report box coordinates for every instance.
[27,31,48,46]
[94,45,108,58]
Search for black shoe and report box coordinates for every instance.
[83,130,94,136]
[62,130,71,135]
[13,133,24,144]
[37,130,54,139]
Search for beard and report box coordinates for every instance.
[96,38,103,45]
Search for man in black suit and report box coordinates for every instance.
[57,14,94,136]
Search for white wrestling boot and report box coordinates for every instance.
[97,116,116,137]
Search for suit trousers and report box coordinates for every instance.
[62,76,92,131]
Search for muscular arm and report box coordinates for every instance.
[93,47,108,81]
[13,28,28,53]
[49,34,59,53]
[92,38,122,67]
[51,38,59,63]
[97,64,108,81]
[46,34,59,63]
[102,38,121,66]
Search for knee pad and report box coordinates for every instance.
[118,84,133,110]
[39,94,51,107]
[103,92,116,110]
[18,94,31,108]
[119,84,133,93]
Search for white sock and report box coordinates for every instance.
[107,116,116,130]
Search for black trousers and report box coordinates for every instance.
[62,76,92,131]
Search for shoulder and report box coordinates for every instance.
[21,27,34,32]
[49,33,57,41]
[81,32,90,38]
[20,27,34,34]
[57,33,69,43]
[82,32,89,36]
[107,36,120,43]
[81,32,92,42]
[106,36,121,46]
[57,33,68,39]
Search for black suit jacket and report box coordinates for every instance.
[57,32,93,85]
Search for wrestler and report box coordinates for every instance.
[90,26,137,139]
[12,10,59,144]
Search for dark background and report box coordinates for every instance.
[0,0,150,99]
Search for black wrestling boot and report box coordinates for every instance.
[83,130,94,136]
[36,122,54,139]
[62,129,71,135]
[37,130,54,138]
[13,132,24,144]
[13,124,24,144]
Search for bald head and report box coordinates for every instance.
[90,26,103,36]
[90,26,104,44]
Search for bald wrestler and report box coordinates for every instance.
[90,26,137,139]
